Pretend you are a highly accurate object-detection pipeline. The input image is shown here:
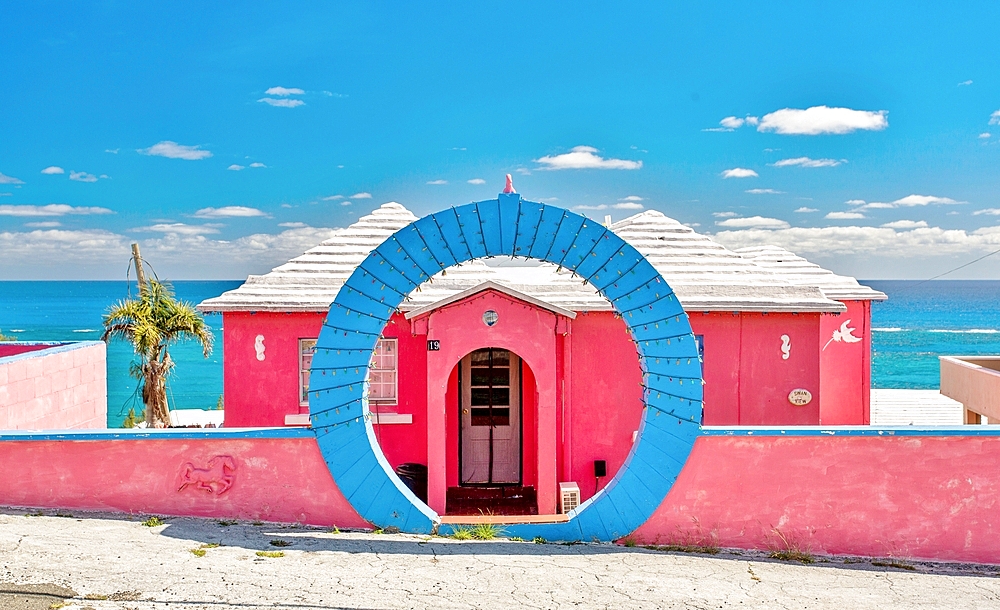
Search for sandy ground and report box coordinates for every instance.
[1,511,1000,609]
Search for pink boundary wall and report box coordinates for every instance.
[0,342,107,430]
[3,428,1000,563]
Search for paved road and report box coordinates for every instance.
[1,511,999,609]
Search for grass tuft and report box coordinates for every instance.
[769,549,815,564]
[200,542,221,548]
[269,539,293,547]
[533,536,546,544]
[450,526,473,540]
[256,550,284,558]
[190,548,206,557]
[141,516,164,527]
[217,519,238,527]
[470,522,503,540]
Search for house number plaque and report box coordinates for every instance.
[427,340,441,351]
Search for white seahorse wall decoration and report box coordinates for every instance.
[823,319,862,351]
[254,334,266,361]
[780,335,791,360]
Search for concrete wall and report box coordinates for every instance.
[941,356,1000,423]
[5,426,1000,564]
[635,429,1000,563]
[0,342,107,430]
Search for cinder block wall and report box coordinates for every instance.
[0,342,107,430]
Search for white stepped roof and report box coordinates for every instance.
[735,245,887,301]
[198,202,847,314]
[609,211,842,312]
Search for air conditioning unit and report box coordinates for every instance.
[559,482,581,514]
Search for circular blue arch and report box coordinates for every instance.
[309,194,703,541]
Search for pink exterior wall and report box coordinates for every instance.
[6,429,1000,564]
[636,433,1000,564]
[0,432,368,528]
[0,342,106,430]
[222,312,325,427]
[420,290,560,513]
[690,312,822,426]
[370,314,428,469]
[566,312,644,500]
[819,302,872,425]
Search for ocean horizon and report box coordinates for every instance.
[2,279,999,428]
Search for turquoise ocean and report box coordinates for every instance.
[1,280,998,428]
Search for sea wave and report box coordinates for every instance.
[9,329,25,333]
[926,329,999,334]
[873,327,904,332]
[72,329,96,333]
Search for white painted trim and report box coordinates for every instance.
[404,280,577,320]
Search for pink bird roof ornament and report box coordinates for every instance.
[503,174,516,194]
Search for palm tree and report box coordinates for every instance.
[102,279,213,428]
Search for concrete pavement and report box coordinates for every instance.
[1,511,998,609]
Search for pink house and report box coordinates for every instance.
[198,202,885,514]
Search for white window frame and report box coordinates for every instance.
[299,338,317,407]
[368,337,398,407]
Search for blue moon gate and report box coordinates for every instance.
[309,193,703,541]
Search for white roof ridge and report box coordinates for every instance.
[403,280,578,320]
[735,245,887,301]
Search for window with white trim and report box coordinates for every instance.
[299,339,317,405]
[369,338,398,406]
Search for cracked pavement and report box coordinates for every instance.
[1,511,999,609]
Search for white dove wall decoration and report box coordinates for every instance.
[823,319,862,351]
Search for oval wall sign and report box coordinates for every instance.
[788,388,812,406]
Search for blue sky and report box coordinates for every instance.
[2,2,1000,279]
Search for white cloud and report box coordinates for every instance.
[979,133,991,139]
[278,222,307,228]
[258,98,305,108]
[757,106,888,135]
[959,80,973,86]
[228,164,245,171]
[713,224,1000,259]
[322,195,344,201]
[193,206,269,219]
[721,167,758,179]
[426,179,448,185]
[713,212,738,218]
[69,171,97,183]
[0,204,113,217]
[886,194,961,207]
[0,172,25,184]
[772,157,844,168]
[537,197,559,202]
[0,193,10,196]
[572,204,608,211]
[794,207,819,213]
[613,202,643,210]
[139,141,212,160]
[265,86,305,96]
[973,208,1000,216]
[467,178,486,185]
[41,166,64,175]
[534,146,642,170]
[249,162,267,168]
[350,192,372,199]
[716,216,790,229]
[135,223,221,236]
[882,220,928,229]
[99,174,109,179]
[340,201,351,206]
[619,195,644,201]
[709,115,759,131]
[24,221,61,228]
[105,149,119,154]
[826,211,866,220]
[846,199,866,206]
[989,110,1000,126]
[746,188,784,194]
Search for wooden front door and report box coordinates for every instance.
[460,348,521,485]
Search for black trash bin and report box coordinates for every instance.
[394,463,428,504]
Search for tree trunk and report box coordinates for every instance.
[142,351,172,428]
